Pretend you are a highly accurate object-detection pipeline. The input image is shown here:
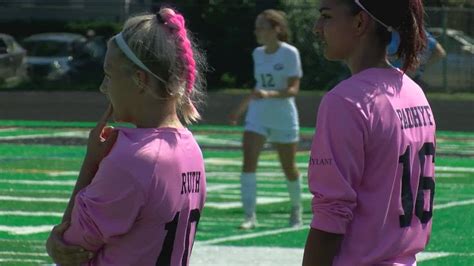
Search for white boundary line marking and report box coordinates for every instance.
[0,211,63,217]
[434,199,474,210]
[0,196,68,203]
[198,227,304,245]
[0,225,54,235]
[0,251,48,257]
[0,131,88,140]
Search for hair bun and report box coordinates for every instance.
[160,8,176,19]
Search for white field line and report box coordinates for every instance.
[0,179,75,186]
[434,199,474,210]
[0,225,54,235]
[0,189,71,195]
[435,166,474,173]
[0,211,63,217]
[0,251,48,257]
[436,173,468,178]
[194,135,241,146]
[197,227,304,245]
[0,131,88,140]
[206,184,240,192]
[0,239,44,244]
[0,128,18,132]
[416,252,452,262]
[0,168,79,176]
[206,194,313,209]
[0,196,68,203]
[0,259,47,263]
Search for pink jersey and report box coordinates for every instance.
[308,68,436,265]
[64,127,206,266]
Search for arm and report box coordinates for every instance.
[304,94,366,264]
[303,228,343,266]
[424,43,446,68]
[63,159,145,251]
[62,106,118,222]
[62,157,100,223]
[228,93,254,125]
[46,105,117,265]
[253,77,300,99]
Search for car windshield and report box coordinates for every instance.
[23,40,70,57]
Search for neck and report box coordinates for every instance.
[264,40,281,54]
[133,100,183,129]
[346,38,390,75]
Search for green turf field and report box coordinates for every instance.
[0,121,473,265]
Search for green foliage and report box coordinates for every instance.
[173,1,258,90]
[284,4,350,90]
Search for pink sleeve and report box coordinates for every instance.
[63,158,145,251]
[308,93,366,234]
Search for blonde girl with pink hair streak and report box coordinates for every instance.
[46,7,208,266]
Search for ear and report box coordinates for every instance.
[134,69,148,94]
[354,11,371,36]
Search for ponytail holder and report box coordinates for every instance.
[156,13,166,24]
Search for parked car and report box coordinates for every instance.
[22,32,106,84]
[422,27,474,91]
[0,33,28,86]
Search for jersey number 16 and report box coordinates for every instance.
[398,142,435,228]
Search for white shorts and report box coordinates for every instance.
[245,122,299,143]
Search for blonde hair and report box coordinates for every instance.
[114,9,207,124]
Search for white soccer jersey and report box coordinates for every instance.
[245,42,303,130]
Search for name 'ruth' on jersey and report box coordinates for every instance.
[181,171,202,195]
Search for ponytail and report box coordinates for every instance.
[396,0,426,72]
[160,8,203,124]
[346,0,427,72]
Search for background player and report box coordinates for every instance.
[45,8,207,266]
[229,9,304,229]
[303,0,436,265]
[388,29,446,87]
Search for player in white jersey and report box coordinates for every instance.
[45,8,207,266]
[303,0,436,265]
[229,9,304,229]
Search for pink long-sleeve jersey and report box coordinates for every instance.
[308,68,436,266]
[64,127,206,266]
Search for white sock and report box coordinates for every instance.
[286,176,302,209]
[240,172,257,218]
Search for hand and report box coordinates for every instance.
[84,104,119,167]
[46,221,94,265]
[252,89,271,99]
[228,112,240,126]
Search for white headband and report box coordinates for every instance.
[354,0,394,32]
[113,32,166,83]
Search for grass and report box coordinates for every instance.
[0,122,473,265]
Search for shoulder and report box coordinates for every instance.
[325,71,382,115]
[253,46,265,56]
[280,42,300,56]
[103,128,163,177]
